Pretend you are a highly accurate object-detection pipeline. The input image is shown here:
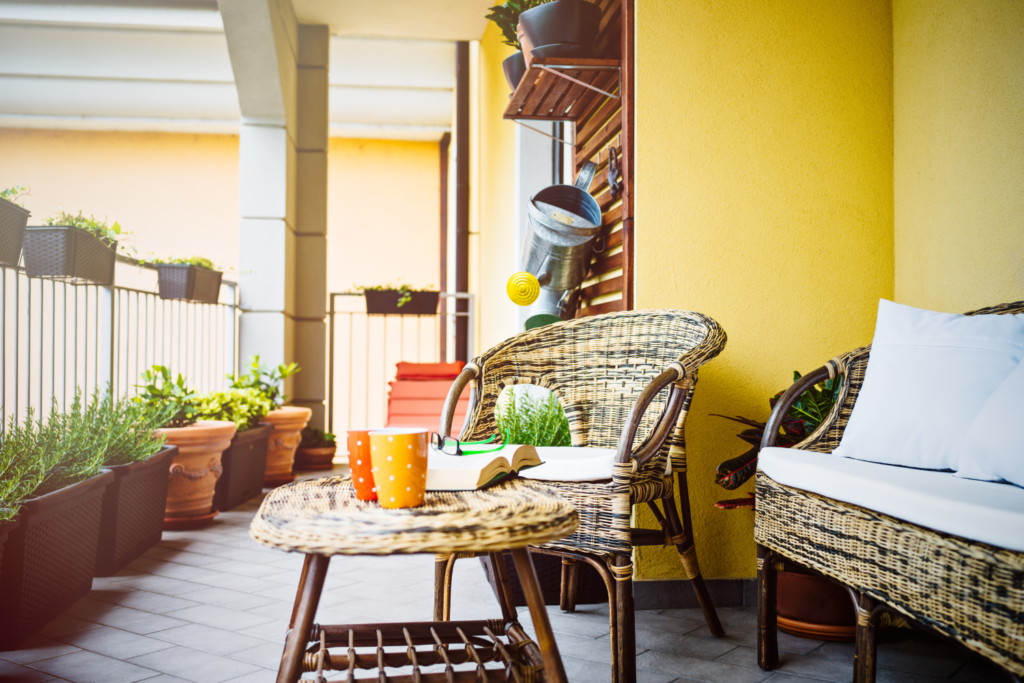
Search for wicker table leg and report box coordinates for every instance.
[278,554,330,683]
[511,548,569,683]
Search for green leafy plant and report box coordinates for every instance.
[145,255,219,270]
[194,388,272,431]
[299,427,336,449]
[136,365,199,428]
[712,371,843,509]
[0,185,30,207]
[43,209,122,246]
[350,283,437,308]
[495,388,571,447]
[100,392,168,467]
[228,355,300,408]
[0,409,49,522]
[35,390,111,495]
[486,0,547,50]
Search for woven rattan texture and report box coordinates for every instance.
[157,265,193,300]
[251,477,578,556]
[755,473,1024,675]
[460,309,726,556]
[23,227,116,285]
[17,494,103,630]
[192,267,222,304]
[0,198,29,267]
[113,466,169,563]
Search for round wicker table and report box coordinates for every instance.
[251,476,579,683]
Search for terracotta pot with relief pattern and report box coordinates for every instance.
[156,421,236,527]
[263,407,312,487]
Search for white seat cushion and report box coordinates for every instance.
[758,447,1024,552]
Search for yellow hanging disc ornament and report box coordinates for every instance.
[507,271,540,306]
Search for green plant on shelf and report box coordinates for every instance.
[495,388,570,447]
[136,365,200,428]
[143,255,219,270]
[300,427,337,449]
[42,209,123,247]
[350,282,437,308]
[0,185,30,207]
[486,0,547,50]
[229,355,300,409]
[193,388,272,431]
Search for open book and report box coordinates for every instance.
[426,445,618,491]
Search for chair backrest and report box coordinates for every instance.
[461,309,726,475]
[802,300,1024,453]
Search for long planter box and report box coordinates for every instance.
[481,551,608,607]
[0,517,19,594]
[155,263,223,304]
[365,290,439,315]
[0,470,114,649]
[214,424,272,512]
[23,225,117,285]
[0,196,30,267]
[95,447,176,577]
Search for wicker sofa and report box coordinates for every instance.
[754,300,1024,683]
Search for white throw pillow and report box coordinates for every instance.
[955,359,1024,487]
[833,300,1024,471]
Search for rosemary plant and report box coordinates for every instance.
[0,410,48,522]
[495,388,571,447]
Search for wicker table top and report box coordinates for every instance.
[250,476,578,556]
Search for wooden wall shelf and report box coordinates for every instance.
[503,58,620,123]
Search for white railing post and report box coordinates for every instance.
[98,285,115,394]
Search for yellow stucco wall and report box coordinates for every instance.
[633,1,895,579]
[893,0,1024,313]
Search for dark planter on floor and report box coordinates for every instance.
[0,470,114,649]
[214,423,273,512]
[95,447,176,577]
[503,51,527,91]
[364,290,439,316]
[0,196,30,267]
[155,263,223,304]
[295,446,337,470]
[777,572,856,641]
[519,0,602,55]
[0,517,19,591]
[481,552,608,607]
[23,226,117,285]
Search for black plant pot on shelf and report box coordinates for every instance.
[95,447,175,577]
[503,51,528,91]
[23,226,117,285]
[519,0,602,56]
[364,290,440,316]
[0,470,114,649]
[156,264,223,304]
[0,197,30,268]
[214,424,273,512]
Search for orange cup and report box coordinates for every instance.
[347,430,377,501]
[368,429,429,508]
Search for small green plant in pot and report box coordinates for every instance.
[495,387,571,447]
[148,255,224,304]
[486,0,546,89]
[24,210,123,284]
[353,283,440,316]
[295,427,338,471]
[0,185,31,268]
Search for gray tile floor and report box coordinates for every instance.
[0,467,1011,683]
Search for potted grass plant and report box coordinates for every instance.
[95,392,177,576]
[0,393,115,649]
[136,366,236,530]
[229,356,307,487]
[151,256,224,304]
[295,427,338,470]
[355,283,440,315]
[24,209,120,285]
[195,388,274,512]
[0,186,31,267]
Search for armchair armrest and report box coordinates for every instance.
[439,365,480,438]
[616,362,689,466]
[759,365,832,450]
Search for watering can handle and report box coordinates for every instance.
[574,161,597,192]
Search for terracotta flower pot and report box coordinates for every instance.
[156,421,237,527]
[294,446,337,471]
[777,572,856,641]
[263,407,312,487]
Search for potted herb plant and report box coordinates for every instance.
[518,0,602,65]
[356,283,440,315]
[24,209,121,285]
[0,394,115,649]
[229,356,307,487]
[136,366,236,530]
[0,186,31,267]
[486,1,545,90]
[295,427,338,470]
[151,256,224,304]
[713,371,856,641]
[194,388,274,512]
[95,392,177,576]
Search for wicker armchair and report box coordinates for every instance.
[755,300,1024,683]
[434,309,728,683]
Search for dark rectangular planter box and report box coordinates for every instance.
[214,424,273,512]
[0,517,19,593]
[481,551,608,607]
[365,290,439,315]
[0,196,30,267]
[0,470,114,649]
[156,264,223,304]
[23,225,117,285]
[95,447,176,577]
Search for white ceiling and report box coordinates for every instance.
[0,0,468,140]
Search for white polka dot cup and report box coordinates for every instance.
[368,428,428,508]
[347,430,377,501]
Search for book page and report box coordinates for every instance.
[427,447,511,471]
[519,447,618,482]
